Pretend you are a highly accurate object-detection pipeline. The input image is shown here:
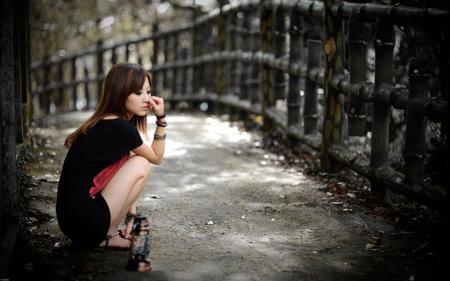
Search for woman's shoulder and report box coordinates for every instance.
[97,118,136,132]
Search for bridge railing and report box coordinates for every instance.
[31,0,449,209]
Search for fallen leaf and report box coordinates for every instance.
[365,243,375,251]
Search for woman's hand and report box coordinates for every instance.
[148,96,165,117]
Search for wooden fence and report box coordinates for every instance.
[30,0,449,210]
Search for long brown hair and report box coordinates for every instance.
[64,63,152,148]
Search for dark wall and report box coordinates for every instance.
[0,0,30,246]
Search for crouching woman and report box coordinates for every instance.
[56,63,166,249]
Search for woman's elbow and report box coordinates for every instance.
[152,157,164,165]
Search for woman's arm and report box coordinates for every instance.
[132,118,165,164]
[132,96,166,164]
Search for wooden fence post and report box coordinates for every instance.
[125,43,131,62]
[287,9,302,129]
[227,11,237,95]
[321,0,345,170]
[171,33,179,96]
[199,24,208,92]
[207,21,216,94]
[404,58,429,189]
[217,5,228,99]
[56,60,64,109]
[13,0,24,143]
[96,39,104,107]
[304,39,321,134]
[180,47,189,95]
[21,0,31,132]
[111,47,117,65]
[232,11,242,98]
[240,10,250,101]
[71,57,77,110]
[273,7,286,101]
[137,44,143,66]
[249,7,261,105]
[42,55,51,114]
[348,15,368,136]
[0,0,18,226]
[369,20,394,197]
[260,3,274,117]
[163,36,170,90]
[151,23,159,97]
[83,59,91,109]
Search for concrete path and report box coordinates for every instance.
[12,111,432,281]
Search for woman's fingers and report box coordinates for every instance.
[148,98,157,108]
[148,97,164,115]
[151,96,164,104]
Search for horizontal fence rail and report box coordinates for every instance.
[31,0,449,210]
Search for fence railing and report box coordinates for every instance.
[31,0,449,210]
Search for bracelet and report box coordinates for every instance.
[156,119,167,127]
[154,133,166,141]
[156,112,166,119]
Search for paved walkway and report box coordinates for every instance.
[12,111,436,281]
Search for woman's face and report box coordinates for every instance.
[125,77,151,119]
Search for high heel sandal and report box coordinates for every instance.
[97,231,131,251]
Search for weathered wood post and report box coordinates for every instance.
[56,60,64,109]
[42,55,51,114]
[228,10,243,119]
[240,9,251,101]
[193,24,203,95]
[321,0,346,170]
[232,11,243,98]
[249,6,261,105]
[125,43,131,62]
[20,0,30,133]
[96,39,104,107]
[180,47,189,95]
[162,36,170,90]
[287,9,302,129]
[111,47,117,65]
[192,10,199,96]
[404,58,429,190]
[83,59,91,109]
[0,0,18,228]
[226,9,234,94]
[304,39,321,134]
[206,21,216,94]
[347,14,368,136]
[369,20,394,197]
[273,7,287,101]
[151,23,159,97]
[260,2,274,119]
[216,3,228,111]
[13,0,25,143]
[137,44,143,66]
[171,33,179,96]
[70,57,77,110]
[199,24,208,93]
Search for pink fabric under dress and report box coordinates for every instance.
[89,155,130,198]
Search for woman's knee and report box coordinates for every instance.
[128,155,151,178]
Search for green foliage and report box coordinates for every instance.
[30,0,216,62]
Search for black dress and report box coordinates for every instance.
[56,119,143,247]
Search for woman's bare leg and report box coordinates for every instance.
[99,155,151,247]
